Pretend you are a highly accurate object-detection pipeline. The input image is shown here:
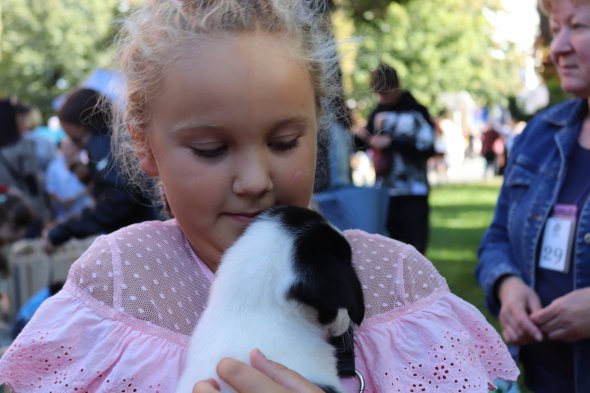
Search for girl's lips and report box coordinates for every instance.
[226,212,261,224]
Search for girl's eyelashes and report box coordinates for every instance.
[269,137,300,152]
[190,145,227,159]
[188,135,300,159]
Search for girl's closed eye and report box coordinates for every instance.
[190,144,227,159]
[269,136,300,152]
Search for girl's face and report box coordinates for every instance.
[139,32,318,271]
[549,0,590,97]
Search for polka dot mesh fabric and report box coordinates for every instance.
[70,221,210,336]
[0,220,519,392]
[72,224,447,336]
[345,230,447,318]
[345,231,518,392]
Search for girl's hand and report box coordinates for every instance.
[531,287,590,342]
[193,349,325,393]
[497,276,543,345]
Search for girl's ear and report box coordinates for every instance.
[127,124,159,177]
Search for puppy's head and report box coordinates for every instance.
[257,205,365,334]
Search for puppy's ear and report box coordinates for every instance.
[127,123,159,177]
[288,225,365,326]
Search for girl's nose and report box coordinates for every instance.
[232,150,273,196]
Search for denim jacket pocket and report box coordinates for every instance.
[506,154,538,188]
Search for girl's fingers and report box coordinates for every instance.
[216,356,289,393]
[193,378,221,393]
[249,349,323,393]
[202,351,324,393]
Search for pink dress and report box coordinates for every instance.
[0,219,518,392]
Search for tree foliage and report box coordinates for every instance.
[0,0,529,121]
[0,0,120,117]
[333,0,527,116]
[336,0,412,20]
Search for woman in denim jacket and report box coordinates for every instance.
[476,0,590,391]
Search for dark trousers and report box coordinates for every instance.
[386,195,429,254]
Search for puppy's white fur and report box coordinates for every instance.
[175,216,349,393]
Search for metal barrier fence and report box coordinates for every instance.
[3,237,95,319]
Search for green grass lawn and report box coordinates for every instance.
[427,179,502,326]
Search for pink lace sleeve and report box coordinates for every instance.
[344,230,519,392]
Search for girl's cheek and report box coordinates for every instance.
[291,169,304,181]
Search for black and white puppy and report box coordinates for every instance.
[175,205,365,393]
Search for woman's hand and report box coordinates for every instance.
[497,276,543,345]
[531,287,590,342]
[193,349,325,393]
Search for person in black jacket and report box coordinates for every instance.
[354,63,435,253]
[43,88,160,252]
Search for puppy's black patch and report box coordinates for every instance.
[262,206,365,381]
[273,207,364,326]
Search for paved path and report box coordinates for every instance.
[351,152,502,187]
[429,155,492,185]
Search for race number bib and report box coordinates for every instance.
[539,204,577,273]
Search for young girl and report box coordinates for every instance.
[0,1,518,392]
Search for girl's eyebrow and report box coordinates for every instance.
[269,115,313,132]
[170,115,313,135]
[169,121,224,135]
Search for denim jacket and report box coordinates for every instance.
[476,98,590,391]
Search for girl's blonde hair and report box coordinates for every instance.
[538,0,589,15]
[112,0,340,192]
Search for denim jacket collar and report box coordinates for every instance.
[542,99,588,163]
[541,98,588,127]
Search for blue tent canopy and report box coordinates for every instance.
[52,68,125,111]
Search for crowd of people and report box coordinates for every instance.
[0,0,587,391]
[0,88,161,338]
[0,91,160,243]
